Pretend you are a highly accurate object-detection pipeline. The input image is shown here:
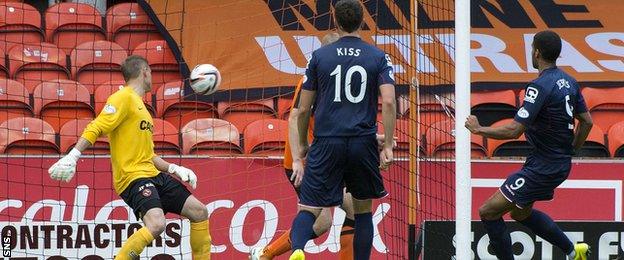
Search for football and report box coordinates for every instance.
[190,64,221,95]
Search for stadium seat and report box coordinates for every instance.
[218,99,276,131]
[0,2,44,52]
[106,3,163,51]
[609,121,624,157]
[0,117,58,154]
[410,94,455,134]
[0,48,8,78]
[277,97,293,120]
[33,79,93,132]
[471,90,517,126]
[575,124,609,157]
[0,79,32,123]
[59,118,109,154]
[45,3,106,54]
[156,81,216,128]
[582,87,624,132]
[243,119,288,155]
[8,42,70,93]
[94,81,155,116]
[132,40,181,86]
[181,118,242,155]
[378,119,422,158]
[70,40,127,93]
[487,119,530,157]
[424,120,487,158]
[152,118,180,155]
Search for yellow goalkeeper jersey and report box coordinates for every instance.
[81,86,159,194]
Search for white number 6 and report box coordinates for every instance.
[510,177,525,190]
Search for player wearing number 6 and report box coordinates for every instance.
[465,30,592,260]
[48,56,211,259]
[287,1,396,259]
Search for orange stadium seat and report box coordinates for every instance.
[410,94,454,134]
[33,79,93,132]
[424,120,487,158]
[378,119,420,157]
[0,117,58,154]
[471,89,517,126]
[0,2,44,52]
[71,40,127,93]
[0,48,8,78]
[181,118,242,155]
[575,124,609,157]
[156,81,216,128]
[106,3,163,51]
[244,119,288,155]
[582,87,624,132]
[59,118,109,154]
[152,118,180,155]
[45,2,106,54]
[487,119,530,157]
[608,121,624,157]
[8,42,70,93]
[94,81,155,116]
[0,79,32,123]
[132,40,181,86]
[277,97,293,119]
[218,99,276,131]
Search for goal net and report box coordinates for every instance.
[0,0,460,259]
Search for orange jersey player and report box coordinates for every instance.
[250,33,356,260]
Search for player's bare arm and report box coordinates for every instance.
[152,156,198,189]
[465,115,526,140]
[379,83,396,170]
[573,112,593,152]
[289,89,316,187]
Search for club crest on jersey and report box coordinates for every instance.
[103,104,116,114]
[524,87,539,104]
[142,188,152,197]
[517,107,529,118]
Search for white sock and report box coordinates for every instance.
[568,249,576,260]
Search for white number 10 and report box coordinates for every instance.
[330,64,367,103]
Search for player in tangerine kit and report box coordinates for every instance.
[250,33,358,260]
[48,56,211,259]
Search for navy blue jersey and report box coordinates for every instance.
[302,36,395,137]
[514,67,588,161]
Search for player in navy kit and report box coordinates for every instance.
[465,30,592,260]
[287,1,396,259]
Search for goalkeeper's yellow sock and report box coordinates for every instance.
[190,220,212,259]
[115,227,154,260]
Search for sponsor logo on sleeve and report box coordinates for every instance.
[517,107,530,118]
[524,87,539,103]
[103,104,116,114]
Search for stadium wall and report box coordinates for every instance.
[1,158,622,258]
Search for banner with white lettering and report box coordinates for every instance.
[149,0,624,89]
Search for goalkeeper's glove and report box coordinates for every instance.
[48,148,81,182]
[168,163,197,189]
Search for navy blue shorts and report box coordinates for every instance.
[298,135,388,208]
[500,156,571,208]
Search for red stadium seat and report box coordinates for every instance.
[487,119,530,157]
[277,97,293,120]
[94,81,155,116]
[71,40,127,93]
[218,99,276,131]
[0,48,8,78]
[152,118,180,155]
[378,119,422,157]
[181,118,242,155]
[471,89,517,126]
[0,2,44,52]
[609,121,624,157]
[132,40,181,86]
[59,118,109,154]
[244,119,288,155]
[582,87,624,132]
[8,42,70,93]
[0,117,58,154]
[156,81,216,128]
[45,3,106,54]
[425,120,487,158]
[0,79,32,123]
[33,79,93,132]
[106,3,163,51]
[575,124,609,157]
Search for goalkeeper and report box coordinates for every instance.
[48,55,211,259]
